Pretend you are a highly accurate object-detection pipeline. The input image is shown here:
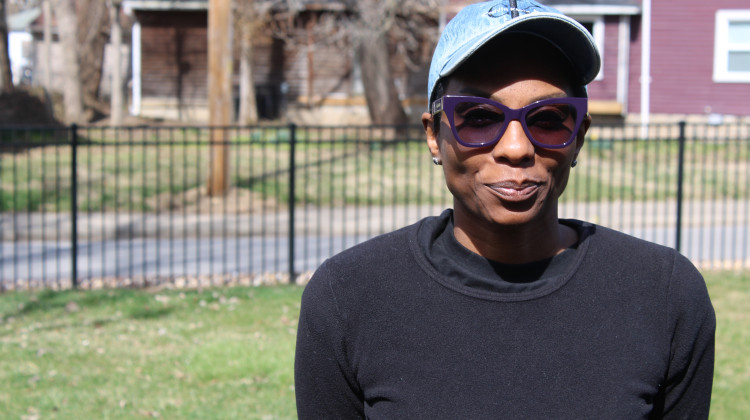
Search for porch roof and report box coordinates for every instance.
[122,0,348,12]
[122,0,208,12]
[543,0,641,15]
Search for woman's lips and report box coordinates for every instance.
[486,181,541,201]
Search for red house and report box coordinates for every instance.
[539,0,750,122]
[642,0,750,120]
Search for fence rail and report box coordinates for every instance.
[1,122,749,290]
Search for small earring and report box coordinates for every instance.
[432,157,442,166]
[571,159,578,168]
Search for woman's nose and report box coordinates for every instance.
[491,120,535,165]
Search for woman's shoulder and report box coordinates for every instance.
[320,211,450,271]
[309,213,445,287]
[302,214,445,316]
[565,219,678,255]
[323,221,418,267]
[566,219,701,282]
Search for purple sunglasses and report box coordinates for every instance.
[432,95,588,149]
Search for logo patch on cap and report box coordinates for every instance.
[487,4,541,18]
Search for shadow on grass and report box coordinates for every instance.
[128,306,174,320]
[1,288,175,322]
[0,317,118,337]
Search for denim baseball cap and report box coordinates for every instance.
[427,0,601,102]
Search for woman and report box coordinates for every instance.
[295,1,715,418]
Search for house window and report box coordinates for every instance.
[572,16,604,80]
[714,10,750,83]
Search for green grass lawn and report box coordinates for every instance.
[707,270,750,419]
[0,271,747,419]
[0,286,303,419]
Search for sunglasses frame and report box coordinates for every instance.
[432,95,588,149]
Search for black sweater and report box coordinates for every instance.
[295,210,715,419]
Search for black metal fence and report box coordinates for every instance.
[1,121,749,290]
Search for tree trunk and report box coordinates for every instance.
[77,0,110,117]
[238,36,258,124]
[0,0,13,91]
[109,1,123,126]
[358,32,408,125]
[52,0,85,124]
[42,0,52,87]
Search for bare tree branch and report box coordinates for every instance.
[269,0,440,124]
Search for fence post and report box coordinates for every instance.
[675,121,686,253]
[288,123,296,284]
[70,124,79,289]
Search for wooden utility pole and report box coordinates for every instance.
[207,0,233,196]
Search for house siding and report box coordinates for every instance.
[634,0,750,116]
[135,10,288,111]
[587,16,621,102]
[138,11,208,103]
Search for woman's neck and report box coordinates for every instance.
[452,214,578,265]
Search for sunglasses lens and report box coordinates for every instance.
[447,97,581,148]
[524,103,577,146]
[453,101,506,145]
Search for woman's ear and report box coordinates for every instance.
[422,112,441,159]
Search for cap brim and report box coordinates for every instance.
[438,13,601,87]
